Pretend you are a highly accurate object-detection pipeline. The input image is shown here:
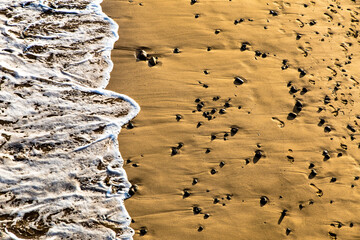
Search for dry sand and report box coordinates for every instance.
[102,0,360,239]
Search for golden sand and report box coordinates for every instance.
[103,0,360,239]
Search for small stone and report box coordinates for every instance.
[287,112,297,120]
[204,213,210,219]
[330,177,337,183]
[290,86,298,93]
[234,77,244,85]
[192,178,198,185]
[148,56,157,66]
[173,48,180,53]
[269,10,278,16]
[140,227,148,236]
[193,206,202,214]
[176,114,182,121]
[260,196,269,206]
[183,190,191,198]
[295,100,303,111]
[309,169,317,178]
[219,109,226,114]
[296,33,302,40]
[309,163,315,169]
[171,147,178,156]
[210,169,217,175]
[191,0,197,4]
[198,226,204,232]
[219,161,225,168]
[286,228,291,235]
[213,198,220,204]
[231,127,238,135]
[255,50,262,56]
[255,150,263,159]
[215,29,221,34]
[127,122,134,129]
[261,53,267,58]
[298,68,306,77]
[347,124,356,132]
[136,50,147,60]
[324,126,332,132]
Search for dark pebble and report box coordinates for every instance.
[300,87,308,94]
[219,109,226,114]
[347,124,356,132]
[261,53,267,58]
[296,33,302,40]
[183,190,191,198]
[224,102,231,108]
[290,86,298,93]
[287,112,297,120]
[260,196,269,206]
[211,134,216,140]
[192,178,198,185]
[234,77,244,85]
[226,194,232,200]
[295,100,303,111]
[269,10,278,16]
[191,0,197,4]
[195,14,200,18]
[197,122,203,128]
[309,20,317,26]
[173,48,180,53]
[219,161,225,168]
[309,169,317,179]
[127,122,134,129]
[215,29,221,34]
[255,150,263,159]
[198,226,204,232]
[176,114,182,121]
[330,177,337,183]
[309,163,315,169]
[318,118,325,126]
[286,228,291,235]
[213,96,220,101]
[136,50,147,61]
[255,50,262,56]
[193,206,202,214]
[171,147,178,156]
[204,213,210,219]
[140,227,148,236]
[298,68,306,77]
[177,142,184,149]
[299,204,304,210]
[324,95,330,104]
[240,43,248,51]
[324,126,332,132]
[231,127,238,135]
[205,148,211,154]
[210,169,216,175]
[213,198,220,204]
[148,56,157,66]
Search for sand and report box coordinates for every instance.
[102,0,360,239]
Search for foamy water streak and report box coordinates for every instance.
[0,0,139,239]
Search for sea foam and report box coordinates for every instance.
[0,0,139,239]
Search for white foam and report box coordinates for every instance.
[0,0,139,239]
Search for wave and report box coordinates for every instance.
[0,0,139,239]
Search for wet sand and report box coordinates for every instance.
[103,0,360,239]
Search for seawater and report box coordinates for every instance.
[0,0,139,239]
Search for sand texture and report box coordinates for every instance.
[103,0,360,239]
